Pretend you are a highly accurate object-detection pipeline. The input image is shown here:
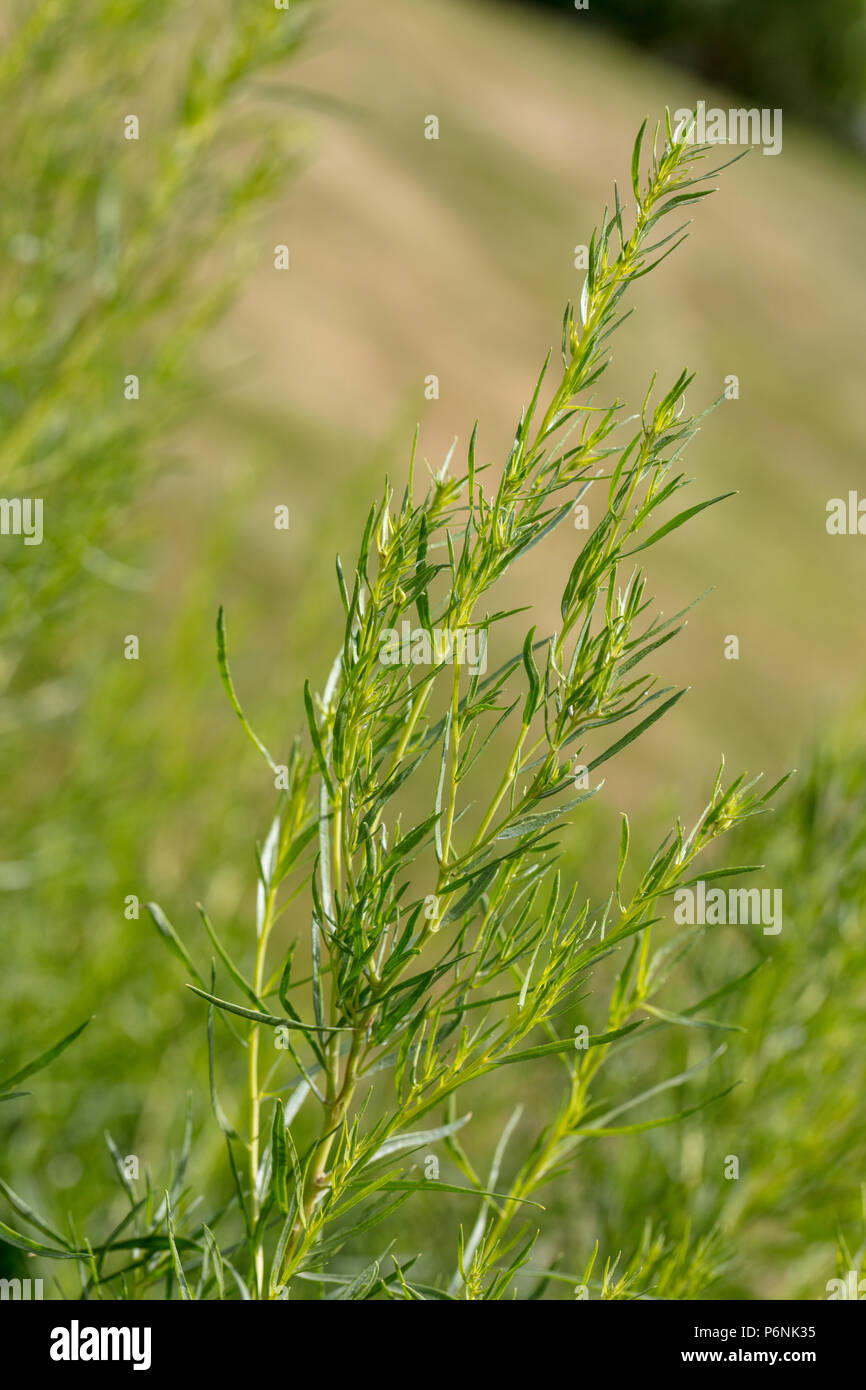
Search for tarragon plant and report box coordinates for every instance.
[1,112,786,1300]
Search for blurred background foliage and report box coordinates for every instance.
[1,0,864,1297]
[514,0,866,150]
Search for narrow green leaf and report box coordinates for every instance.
[643,1003,744,1033]
[616,812,630,908]
[216,606,278,773]
[304,680,335,797]
[271,1100,289,1214]
[207,978,238,1137]
[631,116,648,207]
[197,903,262,1009]
[576,1085,738,1137]
[373,1180,544,1209]
[165,1194,192,1300]
[202,1225,225,1300]
[146,902,205,987]
[588,689,685,771]
[491,1021,643,1067]
[0,1018,91,1094]
[624,493,736,557]
[0,1219,83,1260]
[0,1177,73,1250]
[186,984,350,1032]
[334,1259,380,1300]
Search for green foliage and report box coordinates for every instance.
[713,714,866,1295]
[570,709,866,1300]
[0,0,309,648]
[0,0,313,1285]
[1,111,792,1300]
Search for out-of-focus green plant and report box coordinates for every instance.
[712,715,866,1296]
[1,111,794,1300]
[0,0,313,1283]
[568,709,866,1300]
[0,0,309,651]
